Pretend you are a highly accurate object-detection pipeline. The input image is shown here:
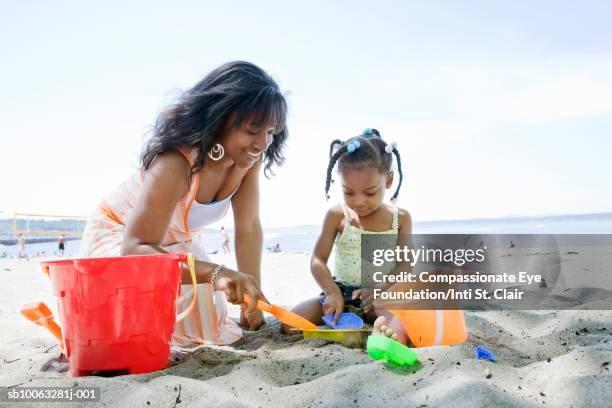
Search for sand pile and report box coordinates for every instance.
[1,254,610,407]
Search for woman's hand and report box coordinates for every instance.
[214,268,267,310]
[215,267,266,330]
[322,291,345,325]
[239,306,265,331]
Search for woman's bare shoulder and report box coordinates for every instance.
[148,151,191,173]
[143,151,191,200]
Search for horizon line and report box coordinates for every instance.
[2,210,612,231]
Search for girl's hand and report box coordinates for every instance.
[214,268,267,313]
[322,292,344,325]
[352,288,374,313]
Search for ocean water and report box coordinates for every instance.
[2,213,612,258]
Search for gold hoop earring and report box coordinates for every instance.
[207,144,224,161]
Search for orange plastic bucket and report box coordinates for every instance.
[390,309,468,348]
[39,253,194,376]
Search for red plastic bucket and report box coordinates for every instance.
[41,254,189,376]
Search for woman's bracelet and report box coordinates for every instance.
[211,264,223,288]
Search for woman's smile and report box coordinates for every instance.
[246,149,262,158]
[244,148,264,163]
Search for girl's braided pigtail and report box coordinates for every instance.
[325,145,348,199]
[390,147,403,203]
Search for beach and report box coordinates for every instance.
[1,252,611,408]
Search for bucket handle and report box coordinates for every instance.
[175,253,198,322]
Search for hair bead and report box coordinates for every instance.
[324,128,403,202]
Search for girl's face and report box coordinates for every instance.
[219,115,275,169]
[340,165,393,217]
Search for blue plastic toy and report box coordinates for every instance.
[322,312,364,330]
[319,297,364,329]
[475,345,497,362]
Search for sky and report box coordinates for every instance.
[1,1,612,228]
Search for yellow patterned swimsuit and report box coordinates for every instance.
[333,205,399,286]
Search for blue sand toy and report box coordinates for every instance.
[322,312,364,329]
[475,345,497,362]
[319,297,364,329]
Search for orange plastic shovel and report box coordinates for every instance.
[243,294,316,330]
[21,302,64,351]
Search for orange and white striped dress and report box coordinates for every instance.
[79,148,243,346]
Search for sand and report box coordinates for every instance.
[1,252,611,407]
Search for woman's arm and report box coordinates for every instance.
[231,160,270,329]
[121,153,216,283]
[121,153,189,254]
[119,153,264,309]
[231,160,263,287]
[120,152,222,285]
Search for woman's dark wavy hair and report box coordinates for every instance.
[141,61,288,177]
[325,128,403,202]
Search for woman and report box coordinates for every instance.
[80,61,288,345]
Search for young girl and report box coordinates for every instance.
[80,61,287,345]
[284,128,411,344]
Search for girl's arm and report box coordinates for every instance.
[372,208,414,311]
[395,208,413,270]
[311,206,343,296]
[380,208,413,287]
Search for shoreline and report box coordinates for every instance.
[0,237,80,246]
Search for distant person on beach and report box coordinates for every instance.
[282,129,414,343]
[271,243,281,253]
[16,234,28,260]
[80,61,287,345]
[220,226,230,254]
[58,235,66,257]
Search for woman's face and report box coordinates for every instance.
[219,115,275,169]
